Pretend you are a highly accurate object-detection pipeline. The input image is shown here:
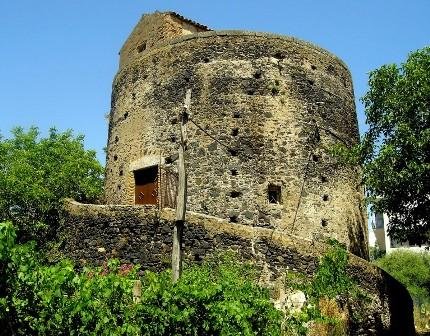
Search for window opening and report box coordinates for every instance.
[230,191,241,198]
[137,42,146,53]
[229,216,238,223]
[228,148,238,156]
[374,212,384,229]
[268,184,281,204]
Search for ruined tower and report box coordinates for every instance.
[105,11,368,258]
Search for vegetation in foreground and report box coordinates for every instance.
[375,250,430,332]
[0,222,361,336]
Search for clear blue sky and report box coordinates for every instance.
[1,0,428,163]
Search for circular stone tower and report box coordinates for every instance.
[105,12,368,258]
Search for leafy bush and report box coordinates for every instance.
[375,250,430,332]
[375,250,430,302]
[284,240,364,336]
[0,222,282,335]
[0,222,368,335]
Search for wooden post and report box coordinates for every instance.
[132,280,142,303]
[172,88,191,283]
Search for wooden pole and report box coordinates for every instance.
[172,88,191,283]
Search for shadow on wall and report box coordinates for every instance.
[348,215,368,260]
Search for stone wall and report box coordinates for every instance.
[105,27,368,258]
[59,200,414,336]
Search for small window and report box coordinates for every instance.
[268,184,281,204]
[374,213,384,229]
[230,191,241,198]
[228,148,238,156]
[229,216,238,223]
[137,42,146,53]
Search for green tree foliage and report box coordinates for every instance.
[0,222,282,336]
[0,222,365,336]
[375,250,430,303]
[338,47,430,244]
[0,127,104,243]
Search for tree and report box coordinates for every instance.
[0,127,104,244]
[344,47,430,244]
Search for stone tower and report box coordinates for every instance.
[105,11,368,258]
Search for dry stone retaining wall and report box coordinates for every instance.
[60,200,414,336]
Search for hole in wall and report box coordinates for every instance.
[231,169,238,176]
[247,89,255,96]
[228,148,238,156]
[320,176,328,183]
[321,219,328,227]
[136,42,146,53]
[233,111,241,118]
[203,57,210,63]
[312,154,319,162]
[170,134,177,143]
[113,155,118,161]
[132,93,136,100]
[271,87,279,96]
[308,79,315,86]
[124,112,129,119]
[117,185,122,191]
[114,136,119,143]
[311,65,317,70]
[254,70,262,79]
[119,170,123,176]
[268,184,281,204]
[322,194,329,201]
[230,191,241,198]
[231,128,239,136]
[274,52,286,60]
[229,216,238,223]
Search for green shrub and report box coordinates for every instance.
[375,249,430,302]
[375,250,430,332]
[1,222,368,335]
[0,222,282,335]
[284,239,365,336]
